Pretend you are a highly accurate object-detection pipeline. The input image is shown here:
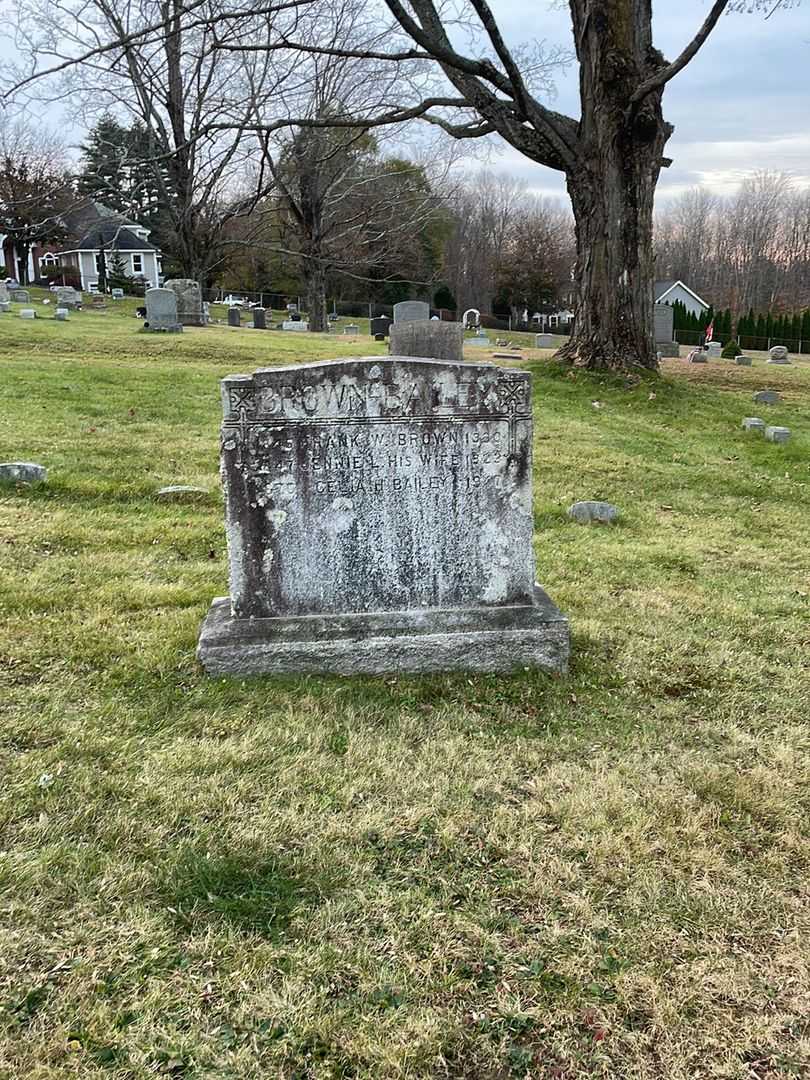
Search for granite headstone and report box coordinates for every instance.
[370,316,391,338]
[145,287,182,332]
[197,357,569,675]
[389,320,464,363]
[393,300,430,323]
[55,286,81,309]
[228,308,241,327]
[252,307,267,330]
[164,279,205,326]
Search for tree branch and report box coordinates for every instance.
[630,1,730,105]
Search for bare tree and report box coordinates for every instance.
[0,117,73,283]
[8,0,289,285]
[6,0,799,362]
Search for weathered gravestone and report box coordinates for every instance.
[742,417,765,433]
[145,287,182,332]
[197,357,570,676]
[735,355,753,365]
[462,308,480,329]
[767,345,791,364]
[228,308,241,328]
[54,308,69,321]
[535,333,553,348]
[9,289,30,303]
[393,300,430,323]
[0,283,9,303]
[20,309,36,319]
[0,461,47,483]
[55,286,81,309]
[765,426,791,443]
[754,390,781,405]
[343,324,360,335]
[164,279,205,326]
[389,320,464,363]
[282,320,309,331]
[0,302,10,314]
[370,316,391,338]
[467,329,491,348]
[706,342,722,359]
[654,303,679,357]
[111,288,125,300]
[252,308,267,330]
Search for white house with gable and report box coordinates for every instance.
[654,280,709,317]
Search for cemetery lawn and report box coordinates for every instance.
[2,301,810,1080]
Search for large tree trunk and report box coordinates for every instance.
[557,3,673,372]
[304,250,327,332]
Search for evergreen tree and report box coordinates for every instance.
[755,313,767,346]
[78,116,165,240]
[801,309,810,354]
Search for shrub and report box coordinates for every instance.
[722,339,742,359]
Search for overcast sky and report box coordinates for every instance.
[1,2,808,206]
[480,1,810,204]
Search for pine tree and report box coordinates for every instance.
[801,309,810,354]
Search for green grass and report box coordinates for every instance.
[1,296,809,1079]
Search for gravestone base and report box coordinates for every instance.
[656,341,680,358]
[197,587,569,676]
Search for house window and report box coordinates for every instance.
[94,253,103,274]
[132,254,143,274]
[39,253,59,268]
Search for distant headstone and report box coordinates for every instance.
[55,286,81,309]
[343,324,360,335]
[156,485,208,502]
[688,350,707,363]
[657,342,680,358]
[742,417,766,433]
[9,288,30,303]
[734,355,752,365]
[767,346,791,364]
[20,308,36,319]
[393,300,430,323]
[535,333,554,348]
[197,357,569,676]
[389,320,463,363]
[567,501,620,525]
[706,342,722,359]
[54,308,69,321]
[0,301,10,314]
[753,390,781,405]
[370,316,391,338]
[462,308,480,329]
[145,287,182,332]
[228,308,241,328]
[374,333,386,342]
[653,303,674,343]
[164,279,205,326]
[765,426,791,443]
[251,308,267,330]
[0,283,9,303]
[282,320,309,331]
[111,288,125,300]
[0,461,47,484]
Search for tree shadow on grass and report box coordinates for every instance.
[159,844,335,937]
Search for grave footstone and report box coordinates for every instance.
[753,390,781,405]
[767,346,791,364]
[54,308,69,321]
[164,279,205,326]
[111,288,124,300]
[343,324,360,335]
[535,333,554,348]
[567,501,619,525]
[742,417,766,433]
[20,309,36,319]
[252,308,267,330]
[370,316,391,338]
[389,320,463,363]
[0,461,47,483]
[145,287,182,332]
[0,302,10,314]
[156,485,209,502]
[393,300,430,323]
[735,355,752,365]
[765,426,791,443]
[282,320,309,331]
[228,308,241,328]
[197,357,570,676]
